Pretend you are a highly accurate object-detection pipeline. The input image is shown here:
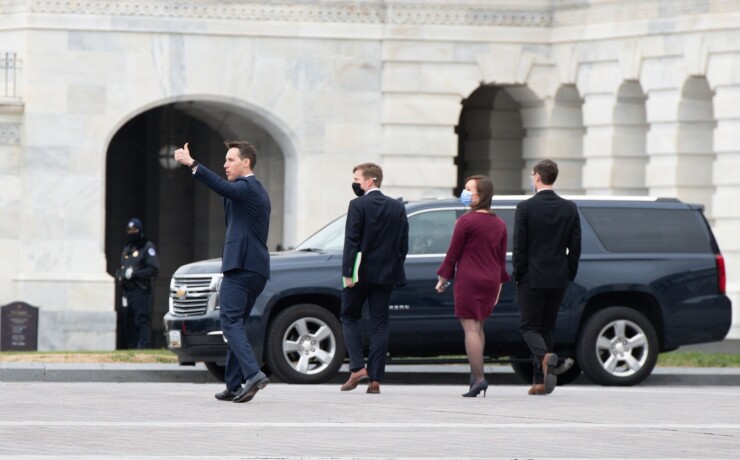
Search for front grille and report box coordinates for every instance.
[170,275,216,316]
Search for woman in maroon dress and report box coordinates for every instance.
[436,175,509,397]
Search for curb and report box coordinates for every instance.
[0,362,219,384]
[2,362,739,386]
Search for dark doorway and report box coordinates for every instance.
[456,85,525,196]
[105,102,286,349]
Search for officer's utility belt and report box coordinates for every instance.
[121,280,149,291]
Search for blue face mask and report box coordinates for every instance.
[460,190,474,206]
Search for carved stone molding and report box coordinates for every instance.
[27,0,552,27]
[0,123,20,144]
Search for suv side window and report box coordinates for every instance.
[493,208,515,252]
[408,209,458,255]
[581,208,711,253]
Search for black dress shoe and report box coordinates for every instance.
[233,371,270,403]
[543,353,558,395]
[214,388,240,401]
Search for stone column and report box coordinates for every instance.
[581,84,649,196]
[0,100,23,303]
[518,87,585,195]
[643,72,715,216]
[710,83,740,338]
[379,42,480,198]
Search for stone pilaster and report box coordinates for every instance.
[0,100,23,305]
[518,87,585,194]
[581,82,649,196]
[643,71,716,216]
[710,82,740,338]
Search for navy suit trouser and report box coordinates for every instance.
[219,269,267,392]
[123,287,151,349]
[516,281,566,384]
[341,282,393,382]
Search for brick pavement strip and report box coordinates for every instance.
[0,382,739,459]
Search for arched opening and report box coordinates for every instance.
[456,85,525,195]
[678,77,716,220]
[457,84,584,197]
[104,101,287,348]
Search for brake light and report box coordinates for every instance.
[716,254,726,294]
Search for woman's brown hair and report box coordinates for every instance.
[465,175,494,213]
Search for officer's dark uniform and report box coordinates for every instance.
[115,218,159,349]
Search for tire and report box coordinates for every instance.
[204,362,225,382]
[576,306,658,386]
[265,304,346,384]
[510,357,582,386]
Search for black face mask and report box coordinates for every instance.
[128,233,142,244]
[352,182,364,197]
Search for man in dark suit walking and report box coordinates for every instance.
[174,141,271,404]
[513,159,581,396]
[340,162,408,394]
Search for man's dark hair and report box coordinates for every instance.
[353,162,383,188]
[226,141,258,169]
[466,175,494,213]
[533,159,559,185]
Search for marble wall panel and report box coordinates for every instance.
[382,41,456,63]
[382,125,456,157]
[382,62,480,96]
[324,123,381,154]
[38,310,116,350]
[382,93,461,125]
[381,154,457,189]
[67,84,107,115]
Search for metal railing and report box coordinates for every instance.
[1,52,20,99]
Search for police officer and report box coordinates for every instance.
[115,218,159,349]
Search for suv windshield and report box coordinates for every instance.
[295,215,347,252]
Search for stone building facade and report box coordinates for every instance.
[0,0,738,349]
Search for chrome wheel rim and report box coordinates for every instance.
[595,319,649,377]
[281,316,337,375]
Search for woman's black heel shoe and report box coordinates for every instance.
[462,379,488,398]
[469,373,475,389]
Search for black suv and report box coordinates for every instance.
[163,196,731,386]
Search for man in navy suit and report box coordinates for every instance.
[513,159,581,396]
[174,141,271,404]
[340,162,408,394]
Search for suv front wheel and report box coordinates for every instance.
[266,304,346,384]
[576,306,658,386]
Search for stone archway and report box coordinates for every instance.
[104,100,287,348]
[457,83,585,196]
[456,85,526,195]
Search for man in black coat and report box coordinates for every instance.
[174,141,271,404]
[116,218,159,349]
[513,159,581,396]
[340,162,409,394]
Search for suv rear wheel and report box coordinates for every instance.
[266,304,346,384]
[204,362,225,382]
[576,307,658,386]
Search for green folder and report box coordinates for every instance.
[342,252,362,287]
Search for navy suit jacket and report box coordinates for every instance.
[194,165,271,279]
[342,190,408,286]
[512,189,581,288]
